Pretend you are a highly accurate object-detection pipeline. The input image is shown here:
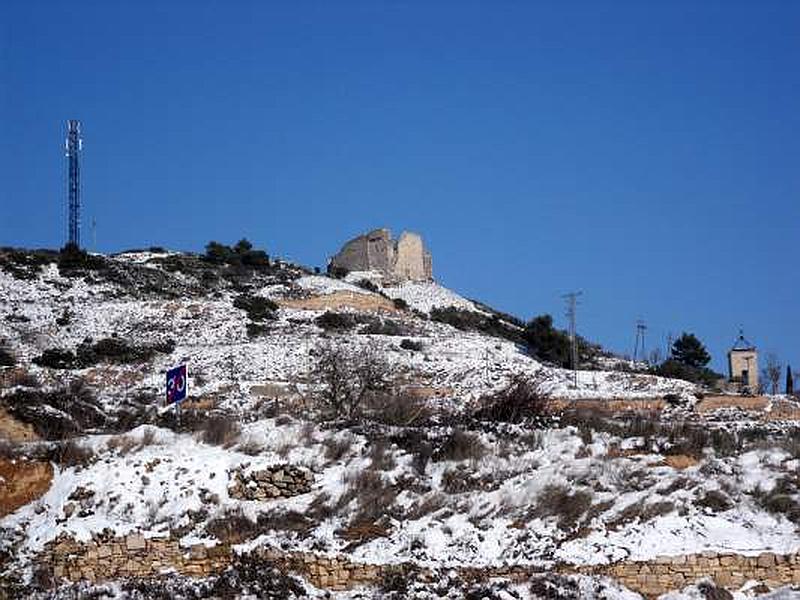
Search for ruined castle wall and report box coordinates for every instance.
[329,229,392,274]
[330,228,432,281]
[393,232,427,281]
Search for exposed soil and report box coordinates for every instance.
[0,457,53,517]
[0,408,39,443]
[278,291,399,313]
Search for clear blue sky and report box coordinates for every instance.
[2,1,798,374]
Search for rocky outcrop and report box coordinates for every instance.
[226,464,313,501]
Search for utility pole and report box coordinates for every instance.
[562,291,582,388]
[633,319,647,363]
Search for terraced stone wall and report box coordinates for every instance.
[42,535,800,597]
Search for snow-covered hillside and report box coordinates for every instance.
[1,249,799,600]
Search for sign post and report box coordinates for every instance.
[166,364,188,426]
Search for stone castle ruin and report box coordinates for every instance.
[329,228,433,282]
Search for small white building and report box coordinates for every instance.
[728,331,758,393]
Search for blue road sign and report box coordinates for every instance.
[166,364,188,405]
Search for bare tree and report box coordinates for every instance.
[761,352,782,395]
[312,342,390,420]
[648,348,664,366]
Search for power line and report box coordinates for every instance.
[562,291,582,388]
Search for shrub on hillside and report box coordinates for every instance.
[201,415,241,446]
[0,247,57,280]
[0,346,16,367]
[355,278,380,293]
[315,311,357,331]
[430,306,522,343]
[533,484,593,531]
[233,294,278,321]
[392,298,409,310]
[34,338,174,369]
[313,343,391,420]
[651,359,722,388]
[7,379,106,439]
[399,338,423,351]
[55,439,96,467]
[57,243,106,274]
[473,374,552,424]
[366,392,431,427]
[433,429,486,462]
[360,318,409,336]
[327,265,349,279]
[205,507,260,544]
[33,348,80,369]
[204,239,269,268]
[522,314,602,368]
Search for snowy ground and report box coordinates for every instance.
[0,254,695,410]
[2,251,798,599]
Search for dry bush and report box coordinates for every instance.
[605,462,653,492]
[533,484,593,531]
[205,507,259,544]
[406,492,447,520]
[256,509,315,534]
[657,476,694,496]
[387,428,431,472]
[473,374,552,424]
[697,489,733,513]
[313,342,391,421]
[107,434,137,455]
[433,429,486,463]
[0,440,17,460]
[236,437,264,456]
[754,477,800,524]
[697,580,734,600]
[337,469,397,526]
[441,467,482,495]
[323,435,352,462]
[56,440,95,467]
[140,427,157,447]
[367,439,396,471]
[7,379,106,440]
[607,500,674,531]
[274,414,293,426]
[201,415,241,446]
[366,392,431,427]
[305,492,335,523]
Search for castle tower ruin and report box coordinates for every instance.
[329,228,433,282]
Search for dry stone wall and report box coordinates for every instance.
[41,536,800,597]
[46,532,231,582]
[586,552,800,597]
[226,464,313,501]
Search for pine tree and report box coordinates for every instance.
[671,332,711,368]
[787,365,794,395]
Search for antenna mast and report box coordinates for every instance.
[66,120,82,248]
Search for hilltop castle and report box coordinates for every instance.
[329,228,433,282]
